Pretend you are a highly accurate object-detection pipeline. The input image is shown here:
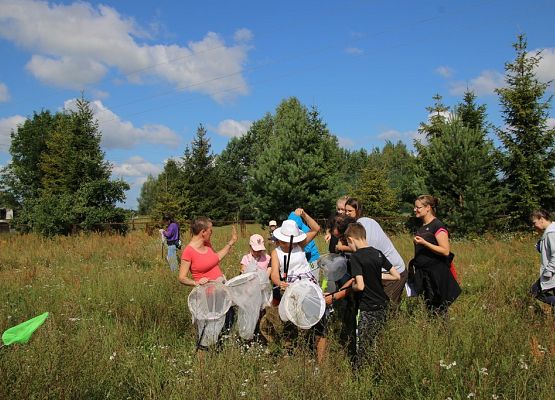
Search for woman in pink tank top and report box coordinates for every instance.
[178,217,237,286]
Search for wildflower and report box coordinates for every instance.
[537,344,547,354]
[467,393,475,398]
[439,360,457,370]
[518,355,529,370]
[492,395,499,400]
[109,352,116,361]
[240,391,246,397]
[479,367,488,376]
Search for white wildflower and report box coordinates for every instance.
[109,352,116,361]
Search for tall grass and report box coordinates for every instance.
[1,228,553,399]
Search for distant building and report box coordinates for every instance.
[0,207,13,232]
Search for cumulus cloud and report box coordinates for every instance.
[213,119,252,138]
[435,66,453,78]
[26,55,107,89]
[448,70,504,96]
[0,1,252,101]
[547,118,555,129]
[0,82,10,102]
[63,98,180,149]
[535,47,555,90]
[345,47,363,55]
[111,156,162,177]
[0,115,27,152]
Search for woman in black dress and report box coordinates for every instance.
[411,195,461,314]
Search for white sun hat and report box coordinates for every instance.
[273,219,307,243]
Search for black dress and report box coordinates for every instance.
[412,218,461,312]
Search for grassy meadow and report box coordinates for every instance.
[0,226,553,399]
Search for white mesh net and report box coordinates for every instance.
[226,272,262,340]
[317,253,348,281]
[279,279,325,329]
[188,282,232,347]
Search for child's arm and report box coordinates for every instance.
[270,249,287,289]
[295,208,320,244]
[382,266,401,281]
[352,275,364,291]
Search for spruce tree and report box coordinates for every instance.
[419,116,503,235]
[456,90,488,132]
[182,124,222,218]
[349,162,398,217]
[495,34,555,227]
[248,98,341,222]
[418,94,450,139]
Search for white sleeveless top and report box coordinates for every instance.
[275,245,314,282]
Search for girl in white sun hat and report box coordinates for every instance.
[270,208,321,289]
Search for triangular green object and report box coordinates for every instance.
[2,312,49,346]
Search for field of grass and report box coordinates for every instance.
[1,226,553,399]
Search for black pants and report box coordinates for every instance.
[530,279,555,306]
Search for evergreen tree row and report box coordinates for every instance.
[140,34,554,236]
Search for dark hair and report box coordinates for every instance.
[416,195,439,216]
[530,209,551,221]
[344,222,366,240]
[191,217,212,235]
[345,197,362,218]
[334,214,357,236]
[163,214,174,223]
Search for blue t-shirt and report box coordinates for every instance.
[287,212,320,263]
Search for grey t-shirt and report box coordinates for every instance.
[357,217,405,273]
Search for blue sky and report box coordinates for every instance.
[1,0,554,209]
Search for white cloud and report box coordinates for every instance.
[448,70,504,96]
[214,119,252,138]
[26,55,107,89]
[547,118,555,129]
[0,1,252,102]
[0,82,10,102]
[234,28,253,43]
[63,98,180,149]
[0,115,27,152]
[535,47,555,90]
[111,156,162,177]
[435,66,454,78]
[345,47,363,55]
